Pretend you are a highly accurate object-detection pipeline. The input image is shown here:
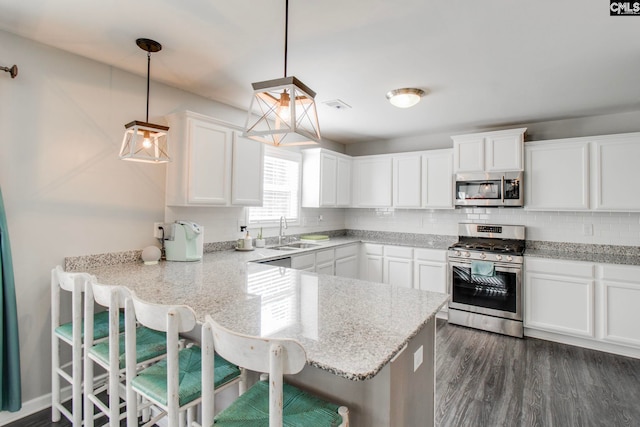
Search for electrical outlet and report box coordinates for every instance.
[154,222,165,239]
[413,345,423,372]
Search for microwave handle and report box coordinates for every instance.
[501,176,505,203]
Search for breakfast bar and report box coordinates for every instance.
[85,248,448,426]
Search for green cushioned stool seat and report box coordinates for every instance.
[88,326,167,369]
[132,345,240,407]
[54,310,124,342]
[214,380,343,426]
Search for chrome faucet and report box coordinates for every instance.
[278,216,288,245]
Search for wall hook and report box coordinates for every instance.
[1,65,18,78]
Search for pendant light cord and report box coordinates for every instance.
[284,0,288,77]
[146,51,151,122]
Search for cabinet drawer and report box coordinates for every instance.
[363,243,383,256]
[414,248,447,263]
[335,244,358,259]
[525,257,594,278]
[599,264,640,283]
[315,249,335,264]
[384,245,413,259]
[291,253,315,270]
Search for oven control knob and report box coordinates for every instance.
[495,255,502,261]
[506,255,513,261]
[454,250,461,257]
[480,253,486,259]
[464,251,471,258]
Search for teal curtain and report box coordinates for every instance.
[0,187,21,412]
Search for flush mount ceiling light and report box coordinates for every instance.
[386,88,426,108]
[244,0,320,147]
[119,38,170,163]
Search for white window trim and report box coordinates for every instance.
[246,146,302,228]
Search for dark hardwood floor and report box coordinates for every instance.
[9,320,640,426]
[435,319,640,427]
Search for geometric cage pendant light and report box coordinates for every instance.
[244,0,320,147]
[119,38,170,163]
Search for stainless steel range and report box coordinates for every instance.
[447,223,525,338]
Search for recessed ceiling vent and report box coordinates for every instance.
[323,99,352,110]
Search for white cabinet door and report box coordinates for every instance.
[414,248,447,307]
[453,128,525,173]
[361,255,383,283]
[383,246,413,288]
[188,119,232,205]
[485,133,523,171]
[599,264,640,347]
[316,262,335,275]
[335,256,358,279]
[592,134,640,211]
[393,156,422,208]
[336,156,352,207]
[320,152,338,206]
[453,137,484,173]
[291,253,315,271]
[525,141,590,210]
[422,150,454,208]
[525,258,595,337]
[231,134,264,206]
[302,148,351,208]
[352,157,393,207]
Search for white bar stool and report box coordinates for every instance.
[51,265,121,425]
[84,282,168,427]
[201,314,349,427]
[124,294,243,427]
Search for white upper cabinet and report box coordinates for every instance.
[525,132,640,212]
[166,111,263,207]
[525,140,590,211]
[392,149,454,209]
[393,155,422,208]
[452,128,526,172]
[422,149,454,209]
[231,135,264,206]
[592,133,640,211]
[352,156,393,207]
[302,148,351,208]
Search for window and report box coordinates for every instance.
[248,147,301,225]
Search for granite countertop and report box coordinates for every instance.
[86,248,448,381]
[524,249,640,266]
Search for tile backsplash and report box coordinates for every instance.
[164,205,639,247]
[345,208,640,246]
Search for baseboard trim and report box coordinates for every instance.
[0,386,72,425]
[524,328,640,359]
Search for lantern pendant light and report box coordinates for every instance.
[244,0,320,147]
[119,38,170,163]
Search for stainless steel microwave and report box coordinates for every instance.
[454,171,523,207]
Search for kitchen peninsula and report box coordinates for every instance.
[82,245,449,426]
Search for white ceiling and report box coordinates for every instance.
[1,0,639,145]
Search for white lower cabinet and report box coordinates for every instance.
[414,248,448,291]
[383,246,413,288]
[334,244,359,279]
[525,258,595,337]
[599,264,640,348]
[315,249,335,275]
[525,257,640,356]
[291,253,316,272]
[360,244,384,283]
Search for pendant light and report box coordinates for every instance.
[244,0,320,147]
[119,38,170,163]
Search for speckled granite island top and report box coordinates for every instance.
[86,249,448,381]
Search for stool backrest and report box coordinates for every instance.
[129,293,196,333]
[90,281,130,310]
[204,314,306,375]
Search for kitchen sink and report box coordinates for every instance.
[268,242,320,250]
[283,242,320,249]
